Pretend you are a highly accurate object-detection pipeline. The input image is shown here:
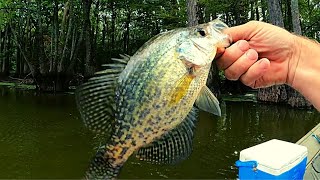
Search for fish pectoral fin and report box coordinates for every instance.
[195,86,221,116]
[135,107,198,164]
[170,73,194,105]
[75,54,130,136]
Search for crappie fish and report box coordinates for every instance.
[76,19,231,179]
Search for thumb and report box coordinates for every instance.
[223,21,260,42]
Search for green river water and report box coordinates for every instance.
[0,86,319,179]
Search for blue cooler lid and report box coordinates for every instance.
[239,139,308,175]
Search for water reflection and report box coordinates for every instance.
[0,86,319,179]
[0,87,93,179]
[119,101,319,179]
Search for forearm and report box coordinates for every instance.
[290,36,320,110]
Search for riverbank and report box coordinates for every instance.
[0,82,36,90]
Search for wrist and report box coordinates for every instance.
[289,35,320,109]
[290,36,320,88]
[286,34,302,87]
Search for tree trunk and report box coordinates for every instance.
[123,7,131,54]
[67,24,81,74]
[186,0,198,26]
[258,85,288,103]
[284,0,293,31]
[0,29,3,75]
[110,1,116,51]
[82,0,94,77]
[59,0,74,73]
[50,0,59,74]
[267,0,284,27]
[1,26,10,76]
[250,0,255,20]
[37,0,47,75]
[102,15,107,49]
[291,0,302,35]
[15,40,21,77]
[255,0,260,20]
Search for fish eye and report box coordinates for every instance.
[197,28,206,37]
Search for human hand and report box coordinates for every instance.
[216,21,299,89]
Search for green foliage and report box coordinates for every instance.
[0,0,13,30]
[0,0,318,89]
[299,0,320,40]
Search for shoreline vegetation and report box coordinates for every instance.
[0,0,318,108]
[2,81,313,111]
[0,81,260,104]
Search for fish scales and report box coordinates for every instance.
[76,19,231,179]
[114,51,202,146]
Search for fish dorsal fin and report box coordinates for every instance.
[75,55,130,135]
[135,106,198,164]
[195,85,221,116]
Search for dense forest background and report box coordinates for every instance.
[0,0,319,106]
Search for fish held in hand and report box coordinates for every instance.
[76,19,231,179]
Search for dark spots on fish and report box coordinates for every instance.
[136,120,143,126]
[139,109,150,119]
[169,117,177,123]
[138,132,144,138]
[128,105,135,112]
[118,140,126,145]
[144,127,152,133]
[125,134,132,140]
[120,147,129,157]
[121,123,131,130]
[165,107,177,116]
[155,116,161,122]
[116,130,124,138]
[152,129,158,135]
[155,89,162,98]
[153,104,161,109]
[131,140,137,146]
[147,120,156,126]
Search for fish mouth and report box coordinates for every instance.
[224,35,232,47]
[216,34,232,48]
[210,20,233,48]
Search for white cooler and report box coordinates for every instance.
[235,139,308,179]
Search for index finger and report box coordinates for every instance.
[223,21,259,42]
[216,40,250,70]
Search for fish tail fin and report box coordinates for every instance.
[85,147,123,180]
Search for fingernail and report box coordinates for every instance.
[237,40,249,52]
[245,49,258,61]
[259,59,270,70]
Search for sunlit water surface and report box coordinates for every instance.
[0,86,319,179]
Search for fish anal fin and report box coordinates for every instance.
[85,147,122,179]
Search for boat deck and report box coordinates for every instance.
[296,123,320,179]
